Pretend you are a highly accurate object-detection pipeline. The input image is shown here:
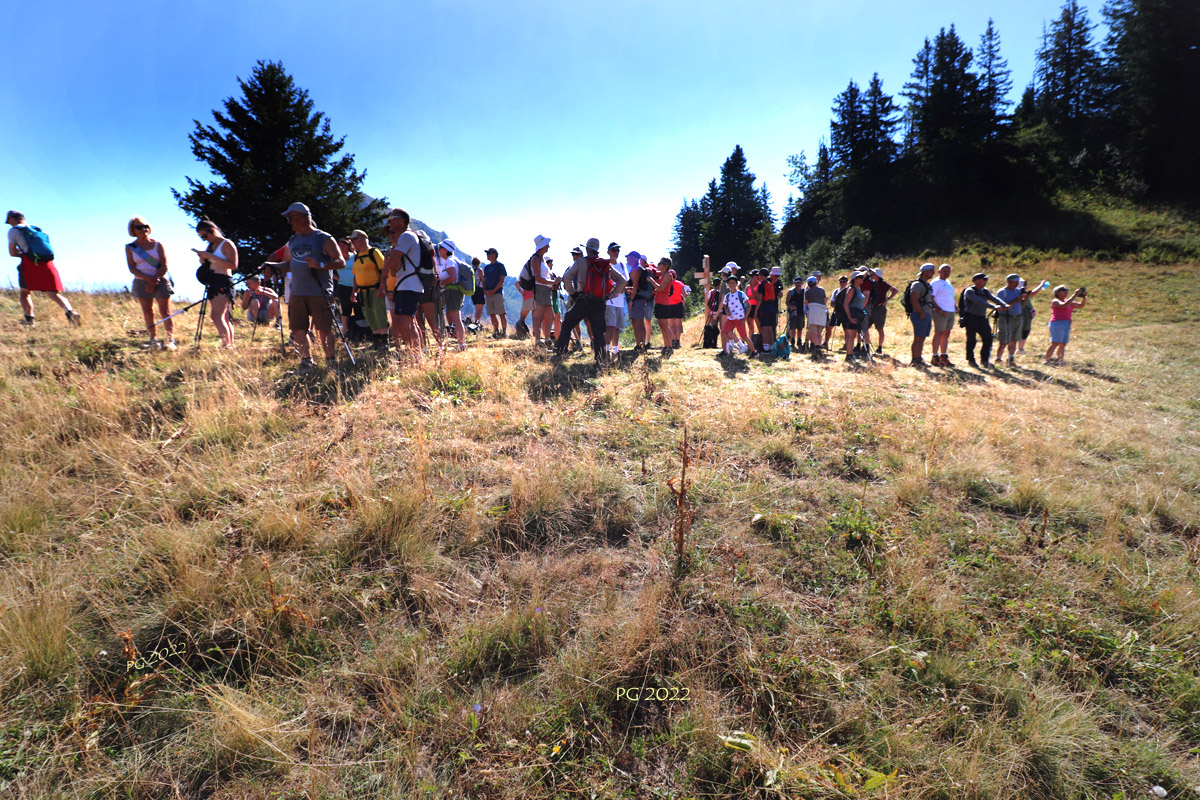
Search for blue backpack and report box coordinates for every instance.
[20,226,54,263]
[773,334,791,359]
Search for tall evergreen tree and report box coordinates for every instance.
[1035,1,1102,138]
[830,81,868,172]
[977,19,1013,133]
[861,74,901,167]
[901,38,934,153]
[172,60,388,262]
[671,199,705,274]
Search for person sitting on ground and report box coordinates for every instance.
[929,263,957,366]
[240,274,280,330]
[482,247,507,338]
[841,271,868,360]
[7,210,81,327]
[994,273,1028,367]
[785,277,804,349]
[959,272,1009,368]
[803,274,827,357]
[436,239,468,352]
[348,230,389,348]
[125,216,175,350]
[1044,285,1087,365]
[720,275,754,355]
[554,238,627,363]
[755,266,783,355]
[193,216,239,350]
[906,263,936,367]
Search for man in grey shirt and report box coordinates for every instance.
[960,272,1010,368]
[555,238,627,364]
[260,202,345,374]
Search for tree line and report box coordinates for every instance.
[671,0,1199,279]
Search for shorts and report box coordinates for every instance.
[995,314,1023,343]
[247,308,271,325]
[843,311,864,331]
[605,304,627,331]
[756,301,779,324]
[806,305,827,328]
[472,290,485,306]
[335,283,355,318]
[420,282,437,305]
[655,303,684,320]
[631,298,655,319]
[787,312,802,331]
[1021,309,1034,340]
[393,289,422,318]
[485,292,506,316]
[534,284,554,307]
[444,290,463,312]
[909,312,932,338]
[206,274,234,300]
[807,323,824,339]
[132,275,173,300]
[16,256,65,293]
[289,294,333,332]
[870,304,887,330]
[1049,319,1071,344]
[932,308,956,332]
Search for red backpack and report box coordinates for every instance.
[582,257,613,300]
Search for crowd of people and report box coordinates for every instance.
[6,205,1090,373]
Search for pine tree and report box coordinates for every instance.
[172,60,389,263]
[1035,1,1102,137]
[861,74,901,168]
[977,19,1013,134]
[830,81,868,172]
[671,199,705,274]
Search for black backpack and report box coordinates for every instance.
[518,258,536,292]
[403,237,436,291]
[901,279,927,314]
[957,287,970,327]
[830,287,846,325]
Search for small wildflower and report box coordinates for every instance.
[473,703,482,713]
[535,606,542,614]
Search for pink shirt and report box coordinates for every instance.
[1050,300,1074,322]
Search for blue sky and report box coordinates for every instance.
[1,0,1093,301]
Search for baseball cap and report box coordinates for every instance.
[626,250,641,262]
[919,262,936,273]
[281,202,311,217]
[585,237,601,251]
[607,242,621,251]
[348,229,368,239]
[806,276,817,285]
[570,246,583,256]
[973,272,989,281]
[484,247,498,254]
[1006,273,1021,282]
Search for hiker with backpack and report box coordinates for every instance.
[524,235,555,349]
[720,275,754,355]
[124,216,176,350]
[260,203,344,372]
[382,208,424,355]
[437,239,471,352]
[604,242,630,360]
[628,252,658,351]
[958,273,1010,368]
[903,263,936,367]
[928,264,958,367]
[334,237,361,340]
[554,238,627,363]
[481,247,508,338]
[866,267,898,354]
[412,230,443,350]
[827,275,847,350]
[348,230,390,348]
[803,274,828,356]
[754,267,783,356]
[1043,285,1087,366]
[6,210,81,328]
[702,274,722,349]
[840,272,868,361]
[1016,278,1048,357]
[654,261,686,352]
[193,216,239,350]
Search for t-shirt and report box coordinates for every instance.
[962,286,1002,317]
[930,277,956,312]
[868,278,894,305]
[7,225,31,255]
[437,254,456,283]
[804,285,827,306]
[391,231,422,293]
[724,290,749,320]
[337,254,356,287]
[606,259,629,308]
[996,286,1024,316]
[483,260,506,292]
[287,229,337,297]
[908,280,933,314]
[858,276,875,304]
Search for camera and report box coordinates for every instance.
[1078,287,1087,296]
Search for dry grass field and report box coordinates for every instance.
[1,254,1198,799]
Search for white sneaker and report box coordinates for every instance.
[163,338,177,351]
[141,338,158,350]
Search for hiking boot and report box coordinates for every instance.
[911,358,927,368]
[20,315,35,327]
[66,310,81,326]
[875,346,883,354]
[941,356,955,367]
[297,358,315,376]
[1006,357,1016,367]
[966,357,978,368]
[980,360,991,369]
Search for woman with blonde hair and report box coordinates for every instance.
[192,217,238,349]
[125,216,175,350]
[1043,285,1087,365]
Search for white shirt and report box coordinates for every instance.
[930,277,956,313]
[436,253,455,283]
[606,259,629,307]
[7,226,29,254]
[391,231,422,293]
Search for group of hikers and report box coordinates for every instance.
[6,205,1089,373]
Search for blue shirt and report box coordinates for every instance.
[996,286,1023,316]
[337,254,356,287]
[483,260,506,291]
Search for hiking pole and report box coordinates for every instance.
[192,295,207,349]
[154,274,249,328]
[317,276,356,366]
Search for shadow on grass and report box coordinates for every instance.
[1014,365,1082,390]
[927,365,989,385]
[1069,362,1120,383]
[717,352,751,378]
[271,352,381,406]
[526,360,604,400]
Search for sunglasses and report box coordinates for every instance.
[134,224,150,230]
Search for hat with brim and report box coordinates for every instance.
[484,247,498,255]
[348,229,368,239]
[585,237,601,251]
[973,272,989,281]
[534,234,551,251]
[282,202,311,217]
[439,239,457,253]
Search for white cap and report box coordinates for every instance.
[281,202,311,217]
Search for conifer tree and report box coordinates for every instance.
[1035,1,1102,137]
[977,19,1013,134]
[172,60,389,262]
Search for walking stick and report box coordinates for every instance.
[316,274,356,366]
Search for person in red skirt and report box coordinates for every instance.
[6,210,80,327]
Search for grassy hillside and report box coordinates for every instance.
[1,253,1198,799]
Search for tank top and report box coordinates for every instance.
[1050,300,1074,322]
[129,241,162,277]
